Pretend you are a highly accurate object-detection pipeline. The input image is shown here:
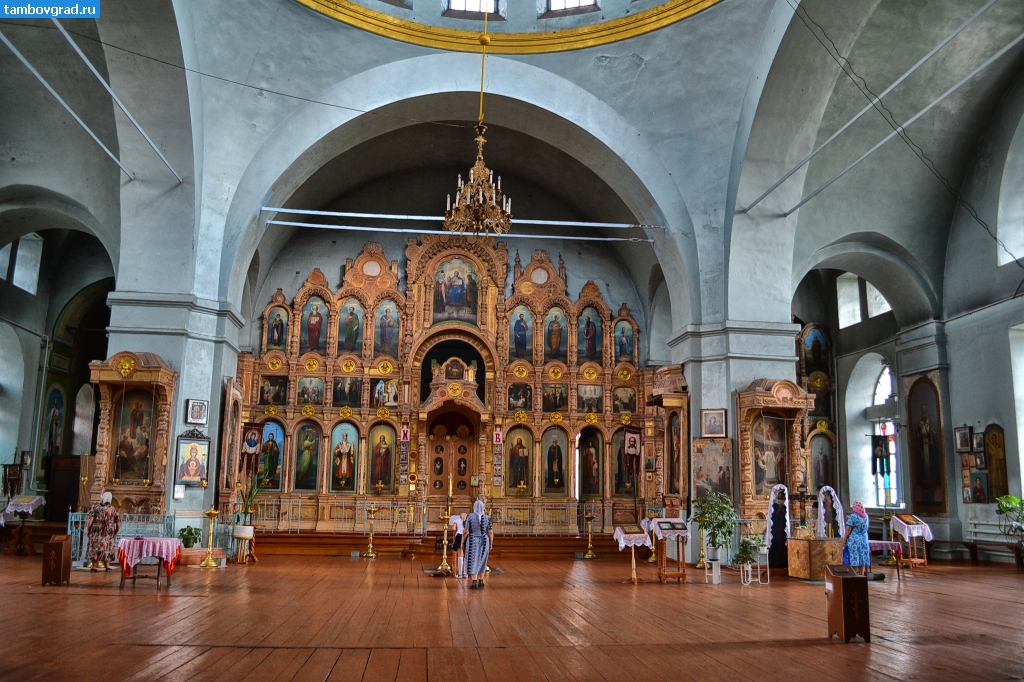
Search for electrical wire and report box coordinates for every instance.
[783,0,1024,295]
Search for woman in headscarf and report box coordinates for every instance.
[86,492,120,571]
[464,499,493,589]
[843,500,871,575]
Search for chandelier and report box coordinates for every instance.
[444,124,512,236]
[443,15,512,237]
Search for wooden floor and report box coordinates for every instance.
[0,554,1021,682]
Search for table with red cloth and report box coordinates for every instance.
[869,540,902,581]
[116,537,182,588]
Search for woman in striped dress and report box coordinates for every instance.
[464,499,493,589]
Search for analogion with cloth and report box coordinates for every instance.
[117,537,182,589]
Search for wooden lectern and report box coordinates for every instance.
[42,535,72,587]
[825,564,869,642]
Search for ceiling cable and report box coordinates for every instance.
[265,219,654,243]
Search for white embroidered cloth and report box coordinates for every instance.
[116,537,182,569]
[816,486,845,538]
[4,496,45,516]
[642,517,690,541]
[764,484,790,548]
[891,515,934,542]
[613,526,652,551]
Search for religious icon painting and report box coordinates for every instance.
[433,479,444,490]
[577,307,603,362]
[111,388,154,483]
[612,387,636,414]
[962,486,972,504]
[577,384,603,413]
[752,415,786,497]
[185,399,209,425]
[970,471,989,504]
[259,421,284,491]
[368,423,396,494]
[541,384,568,412]
[300,296,328,354]
[802,326,829,376]
[668,412,681,495]
[432,258,479,325]
[294,423,321,491]
[954,426,972,453]
[433,457,444,476]
[612,429,641,497]
[542,427,568,495]
[808,433,833,494]
[175,433,210,486]
[508,383,533,411]
[332,376,362,408]
[240,423,265,476]
[505,426,533,495]
[700,409,726,438]
[972,432,985,453]
[371,379,399,408]
[613,320,634,363]
[908,377,946,514]
[296,377,325,405]
[265,306,289,352]
[457,458,467,477]
[975,451,987,470]
[337,298,364,356]
[984,424,1009,498]
[373,300,400,358]
[330,422,358,493]
[579,427,603,498]
[543,307,568,363]
[258,376,288,405]
[445,362,464,380]
[693,439,732,499]
[508,305,534,362]
[40,384,66,459]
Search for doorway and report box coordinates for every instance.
[427,411,477,502]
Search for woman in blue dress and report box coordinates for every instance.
[464,499,493,590]
[843,500,871,575]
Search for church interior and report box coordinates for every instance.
[1,0,1023,679]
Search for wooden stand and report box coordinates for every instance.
[5,512,35,556]
[904,536,927,569]
[622,545,644,584]
[42,535,71,586]
[825,564,870,643]
[120,560,170,589]
[657,536,686,584]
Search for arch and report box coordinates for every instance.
[221,54,698,329]
[845,353,887,507]
[0,322,24,464]
[998,98,1024,265]
[792,237,939,327]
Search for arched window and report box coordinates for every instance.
[845,354,903,509]
[871,366,900,508]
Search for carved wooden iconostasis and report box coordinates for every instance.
[736,379,812,521]
[234,236,686,530]
[87,351,177,513]
[796,324,838,502]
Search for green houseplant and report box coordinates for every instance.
[178,525,203,549]
[692,491,738,561]
[996,495,1024,551]
[733,535,765,566]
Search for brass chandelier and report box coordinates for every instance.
[443,14,512,237]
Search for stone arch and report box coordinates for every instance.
[0,322,24,464]
[844,352,889,507]
[221,54,699,331]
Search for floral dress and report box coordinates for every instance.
[844,512,870,567]
[86,503,120,565]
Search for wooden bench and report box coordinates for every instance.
[930,540,1023,570]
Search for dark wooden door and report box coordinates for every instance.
[46,456,80,522]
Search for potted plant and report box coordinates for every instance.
[178,525,202,549]
[996,495,1024,552]
[692,491,738,562]
[733,535,763,584]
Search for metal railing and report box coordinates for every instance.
[489,501,597,536]
[249,498,427,536]
[67,512,175,562]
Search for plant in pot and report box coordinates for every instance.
[733,535,764,566]
[995,495,1024,552]
[237,469,267,525]
[692,491,738,562]
[178,525,203,549]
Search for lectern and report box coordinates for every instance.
[825,564,870,642]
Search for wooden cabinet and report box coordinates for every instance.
[788,537,843,580]
[825,564,870,642]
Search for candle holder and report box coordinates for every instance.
[199,505,220,568]
[516,480,527,496]
[646,508,658,563]
[363,504,378,558]
[695,528,707,569]
[437,506,452,572]
[374,480,384,495]
[583,511,597,560]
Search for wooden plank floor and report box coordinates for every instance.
[0,554,1021,681]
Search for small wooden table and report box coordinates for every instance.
[645,518,688,584]
[117,538,182,589]
[3,496,45,556]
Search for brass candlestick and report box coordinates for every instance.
[583,511,597,559]
[363,504,378,558]
[646,509,658,564]
[199,505,220,568]
[695,528,707,569]
[437,507,452,572]
[374,480,384,495]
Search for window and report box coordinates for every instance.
[0,243,10,280]
[866,281,892,318]
[871,367,900,508]
[4,233,43,295]
[448,0,494,11]
[836,273,861,329]
[549,0,596,10]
